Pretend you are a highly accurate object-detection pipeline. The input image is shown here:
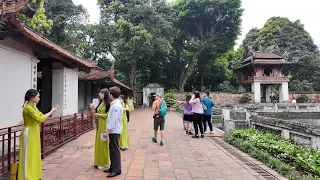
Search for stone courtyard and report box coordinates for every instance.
[40,109,286,180]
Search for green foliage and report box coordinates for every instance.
[296,94,309,103]
[44,0,96,59]
[164,92,176,108]
[176,104,183,114]
[98,0,176,91]
[202,49,243,91]
[225,129,320,178]
[239,93,252,104]
[171,0,243,91]
[289,80,314,92]
[217,81,237,92]
[242,17,320,91]
[18,0,53,33]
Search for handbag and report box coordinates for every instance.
[10,162,19,180]
[202,102,207,111]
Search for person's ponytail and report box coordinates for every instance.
[23,89,39,108]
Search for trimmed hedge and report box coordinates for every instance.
[176,104,183,114]
[225,129,320,180]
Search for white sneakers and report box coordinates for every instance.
[204,131,214,134]
[98,166,109,169]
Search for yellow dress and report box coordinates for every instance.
[94,102,110,167]
[127,98,135,111]
[119,103,130,149]
[18,103,45,180]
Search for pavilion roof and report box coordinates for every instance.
[235,52,295,70]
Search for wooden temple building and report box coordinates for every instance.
[235,52,295,103]
[0,1,132,128]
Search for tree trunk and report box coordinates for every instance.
[200,71,204,92]
[179,56,198,92]
[130,60,137,98]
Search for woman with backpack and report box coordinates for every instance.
[189,91,204,138]
[151,93,167,146]
[176,95,193,135]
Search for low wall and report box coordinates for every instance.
[292,93,320,103]
[252,115,320,150]
[222,106,320,150]
[173,92,320,105]
[258,112,320,119]
[173,92,252,105]
[231,103,320,112]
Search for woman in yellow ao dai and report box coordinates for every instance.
[18,89,58,180]
[120,95,130,150]
[90,88,111,169]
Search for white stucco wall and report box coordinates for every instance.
[65,68,79,115]
[142,86,164,107]
[0,41,36,128]
[52,67,79,117]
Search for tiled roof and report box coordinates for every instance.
[78,69,110,81]
[252,59,295,65]
[11,18,97,68]
[0,0,28,14]
[112,78,132,90]
[38,69,132,91]
[251,52,283,59]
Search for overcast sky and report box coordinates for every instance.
[73,0,320,47]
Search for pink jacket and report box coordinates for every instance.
[189,98,204,114]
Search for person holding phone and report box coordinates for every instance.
[189,91,204,138]
[18,89,58,180]
[102,86,123,178]
[176,95,193,135]
[90,88,111,169]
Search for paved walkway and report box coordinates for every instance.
[42,109,285,180]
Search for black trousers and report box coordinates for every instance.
[109,134,121,173]
[202,114,213,132]
[193,113,204,135]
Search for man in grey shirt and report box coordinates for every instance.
[103,86,123,178]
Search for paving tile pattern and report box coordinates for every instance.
[41,108,286,180]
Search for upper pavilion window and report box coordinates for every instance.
[263,67,273,76]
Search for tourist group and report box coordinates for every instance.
[177,92,215,138]
[15,86,134,179]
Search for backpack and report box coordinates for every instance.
[159,101,167,117]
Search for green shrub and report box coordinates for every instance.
[217,81,237,92]
[225,129,320,179]
[176,104,183,114]
[297,94,309,103]
[164,92,176,107]
[239,93,251,104]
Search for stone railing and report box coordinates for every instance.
[252,115,320,150]
[229,103,320,112]
[221,105,320,150]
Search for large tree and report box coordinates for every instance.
[44,0,97,59]
[97,0,176,93]
[18,0,53,33]
[171,0,243,92]
[242,17,320,90]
